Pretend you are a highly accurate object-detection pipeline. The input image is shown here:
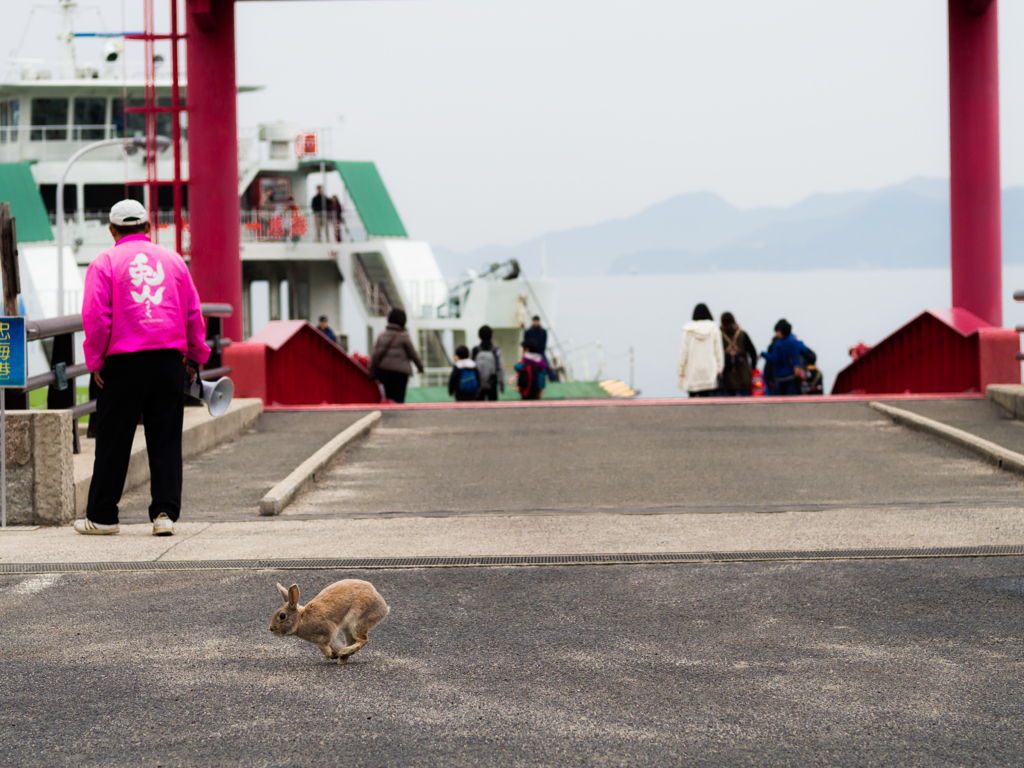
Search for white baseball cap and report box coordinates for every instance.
[109,199,149,226]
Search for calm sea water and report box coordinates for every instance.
[552,267,1024,398]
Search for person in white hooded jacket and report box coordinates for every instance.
[678,303,724,397]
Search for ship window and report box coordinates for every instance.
[39,185,78,216]
[83,184,144,215]
[30,98,68,141]
[111,97,146,138]
[0,100,14,144]
[73,98,107,141]
[110,95,185,140]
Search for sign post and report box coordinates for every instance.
[0,317,27,529]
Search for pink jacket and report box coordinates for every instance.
[83,234,211,371]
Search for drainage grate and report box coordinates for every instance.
[2,545,1024,574]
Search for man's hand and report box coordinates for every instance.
[185,363,198,384]
[94,370,104,389]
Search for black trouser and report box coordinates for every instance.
[86,350,185,525]
[479,386,499,401]
[377,369,409,403]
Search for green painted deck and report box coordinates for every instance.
[404,380,612,403]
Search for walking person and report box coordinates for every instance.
[471,325,505,401]
[284,196,305,243]
[760,319,811,397]
[678,303,724,397]
[719,312,758,396]
[330,194,344,242]
[368,308,424,403]
[514,338,549,400]
[75,200,210,536]
[523,315,558,382]
[316,315,337,344]
[311,185,327,242]
[259,186,276,239]
[448,345,480,402]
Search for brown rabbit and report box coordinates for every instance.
[269,580,389,663]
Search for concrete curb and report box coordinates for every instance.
[870,401,1024,475]
[987,384,1024,419]
[259,410,382,516]
[73,399,264,517]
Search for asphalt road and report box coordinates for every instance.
[3,558,1023,767]
[285,400,1024,519]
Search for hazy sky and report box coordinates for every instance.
[5,1,1024,252]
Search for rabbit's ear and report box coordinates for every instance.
[287,584,300,606]
[277,583,290,602]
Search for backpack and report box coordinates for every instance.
[475,347,498,388]
[517,360,545,398]
[457,367,480,396]
[517,364,534,397]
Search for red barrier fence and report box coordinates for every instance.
[223,321,381,406]
[832,309,1020,395]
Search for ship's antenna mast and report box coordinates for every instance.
[58,0,77,79]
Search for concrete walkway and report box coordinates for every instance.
[3,397,1024,565]
[1,505,1023,564]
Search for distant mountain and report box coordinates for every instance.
[432,179,1024,277]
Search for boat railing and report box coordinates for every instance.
[239,208,367,245]
[0,125,187,163]
[352,255,393,318]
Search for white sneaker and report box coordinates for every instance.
[152,513,174,537]
[74,518,120,535]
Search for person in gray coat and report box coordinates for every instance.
[369,308,424,403]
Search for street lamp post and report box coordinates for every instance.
[55,135,170,317]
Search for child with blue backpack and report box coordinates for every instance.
[448,345,481,401]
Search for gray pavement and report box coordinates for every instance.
[2,559,1023,767]
[114,411,371,524]
[285,400,1024,519]
[881,397,1024,454]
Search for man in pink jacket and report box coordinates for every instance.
[75,200,210,536]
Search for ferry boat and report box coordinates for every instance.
[0,2,628,399]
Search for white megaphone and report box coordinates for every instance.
[185,376,234,417]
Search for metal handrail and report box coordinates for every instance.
[69,366,232,419]
[26,314,83,341]
[24,363,90,392]
[23,304,229,344]
[19,305,232,398]
[202,303,233,317]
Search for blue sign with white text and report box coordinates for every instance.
[0,317,27,389]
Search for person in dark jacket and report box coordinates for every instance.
[330,195,344,242]
[523,316,547,356]
[471,325,505,401]
[760,319,810,397]
[448,345,480,402]
[719,312,758,396]
[368,308,424,403]
[317,315,337,344]
[523,315,558,382]
[311,185,326,242]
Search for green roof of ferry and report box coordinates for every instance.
[300,160,408,238]
[0,163,54,242]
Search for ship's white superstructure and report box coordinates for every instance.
[0,1,561,386]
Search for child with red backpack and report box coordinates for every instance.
[514,338,549,400]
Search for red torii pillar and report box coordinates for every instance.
[949,0,1002,328]
[183,0,1005,340]
[186,0,243,342]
